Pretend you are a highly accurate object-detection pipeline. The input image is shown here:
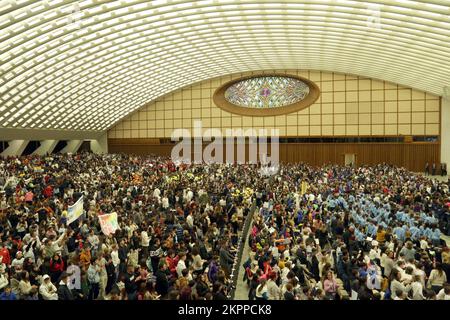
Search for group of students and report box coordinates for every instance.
[243,164,450,300]
[0,153,257,300]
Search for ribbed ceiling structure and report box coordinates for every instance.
[1,0,449,131]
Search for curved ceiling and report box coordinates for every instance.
[0,0,449,132]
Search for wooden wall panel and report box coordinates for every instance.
[108,138,440,172]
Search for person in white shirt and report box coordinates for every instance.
[162,196,169,209]
[436,285,450,300]
[11,251,25,271]
[0,264,9,290]
[280,262,291,285]
[368,241,381,262]
[410,275,425,300]
[153,188,161,200]
[176,253,187,278]
[66,261,81,291]
[255,279,269,300]
[267,273,281,300]
[186,212,194,230]
[39,274,58,300]
[110,244,120,278]
[185,189,193,203]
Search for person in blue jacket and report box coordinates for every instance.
[0,286,17,300]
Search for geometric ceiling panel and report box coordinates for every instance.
[0,0,449,131]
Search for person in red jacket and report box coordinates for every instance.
[165,250,179,278]
[0,242,11,266]
[43,185,53,198]
[49,252,65,283]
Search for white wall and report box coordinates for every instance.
[32,140,58,156]
[0,140,28,157]
[90,134,108,154]
[441,93,450,166]
[60,140,83,154]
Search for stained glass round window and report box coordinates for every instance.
[224,76,310,109]
[213,74,320,116]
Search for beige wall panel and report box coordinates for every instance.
[372,101,384,113]
[346,91,358,102]
[286,126,298,136]
[298,126,309,136]
[346,114,358,125]
[385,124,398,135]
[322,114,333,125]
[385,90,398,101]
[385,101,398,113]
[412,100,425,112]
[399,89,412,101]
[359,113,371,125]
[286,115,297,126]
[359,102,371,113]
[346,79,358,91]
[322,92,333,103]
[359,125,371,135]
[310,115,321,125]
[298,115,309,125]
[412,90,425,100]
[371,80,384,90]
[346,125,358,135]
[398,113,411,124]
[398,124,411,135]
[412,124,425,135]
[310,126,321,136]
[322,103,333,114]
[334,92,346,103]
[426,124,439,135]
[108,70,441,139]
[309,104,321,114]
[334,103,346,113]
[322,73,333,81]
[385,113,397,124]
[426,100,440,112]
[426,112,440,123]
[359,79,371,90]
[334,125,346,135]
[398,101,411,112]
[372,113,384,124]
[334,80,346,91]
[346,102,358,113]
[322,126,333,135]
[334,114,346,125]
[321,81,333,92]
[411,112,425,123]
[359,90,371,102]
[372,125,384,135]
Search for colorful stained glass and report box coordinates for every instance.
[224,76,310,109]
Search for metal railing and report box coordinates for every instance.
[227,203,256,299]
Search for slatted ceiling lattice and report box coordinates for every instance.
[0,0,449,131]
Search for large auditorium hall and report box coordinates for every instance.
[0,0,449,310]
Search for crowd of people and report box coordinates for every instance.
[0,153,255,300]
[0,152,449,301]
[243,164,450,300]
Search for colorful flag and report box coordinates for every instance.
[98,212,119,236]
[66,196,84,225]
